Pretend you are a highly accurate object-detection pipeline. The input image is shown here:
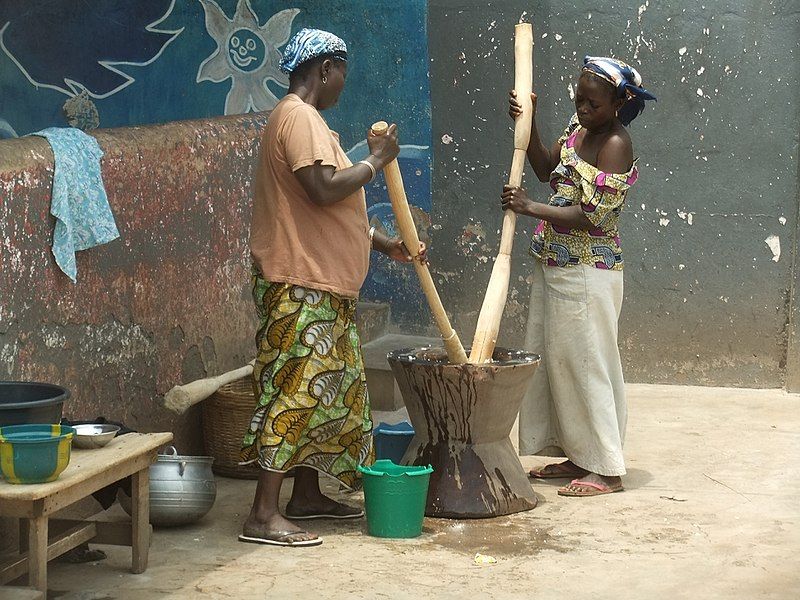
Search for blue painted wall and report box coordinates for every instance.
[0,0,432,322]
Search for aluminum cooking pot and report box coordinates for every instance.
[120,446,216,526]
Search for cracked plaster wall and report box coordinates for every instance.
[427,0,800,388]
[0,114,265,451]
[1,0,799,453]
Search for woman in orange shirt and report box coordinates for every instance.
[240,29,423,546]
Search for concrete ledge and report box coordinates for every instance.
[0,114,268,453]
[355,302,390,345]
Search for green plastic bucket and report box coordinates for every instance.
[358,459,433,538]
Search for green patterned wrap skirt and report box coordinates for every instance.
[240,272,375,490]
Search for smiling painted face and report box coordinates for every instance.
[227,28,266,73]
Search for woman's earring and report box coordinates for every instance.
[322,76,327,84]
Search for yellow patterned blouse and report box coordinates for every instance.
[529,114,638,270]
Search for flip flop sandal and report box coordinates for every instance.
[529,464,587,479]
[238,530,322,547]
[557,479,624,497]
[286,508,364,520]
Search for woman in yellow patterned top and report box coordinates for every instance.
[502,56,656,497]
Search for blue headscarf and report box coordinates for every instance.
[279,28,348,75]
[582,56,657,126]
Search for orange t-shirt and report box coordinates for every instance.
[250,94,370,298]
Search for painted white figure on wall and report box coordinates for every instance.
[197,0,299,114]
[0,0,182,100]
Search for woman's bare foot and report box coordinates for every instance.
[557,472,624,496]
[529,460,589,479]
[284,467,363,519]
[241,513,319,544]
[285,493,363,519]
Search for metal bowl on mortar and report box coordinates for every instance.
[72,424,120,449]
[119,446,216,526]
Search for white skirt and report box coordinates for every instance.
[518,261,627,476]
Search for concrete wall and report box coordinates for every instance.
[0,115,265,451]
[1,0,799,443]
[0,0,434,324]
[0,0,432,136]
[427,0,800,388]
[0,0,433,451]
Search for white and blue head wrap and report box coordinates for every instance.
[279,28,348,75]
[582,56,657,126]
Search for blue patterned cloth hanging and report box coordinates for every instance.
[30,127,119,282]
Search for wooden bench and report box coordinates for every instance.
[0,432,173,594]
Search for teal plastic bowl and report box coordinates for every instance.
[0,424,75,484]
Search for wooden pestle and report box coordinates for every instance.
[469,23,534,363]
[370,121,468,364]
[163,360,255,414]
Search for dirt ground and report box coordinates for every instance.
[37,384,800,599]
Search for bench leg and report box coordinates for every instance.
[19,519,29,553]
[131,467,150,574]
[28,514,48,592]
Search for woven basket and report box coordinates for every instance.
[201,376,262,479]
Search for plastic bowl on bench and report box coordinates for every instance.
[0,424,75,484]
[0,381,70,427]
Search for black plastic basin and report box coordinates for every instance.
[0,382,70,427]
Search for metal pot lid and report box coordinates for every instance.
[157,445,214,463]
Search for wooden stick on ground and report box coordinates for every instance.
[371,121,468,364]
[162,360,254,414]
[469,23,533,363]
